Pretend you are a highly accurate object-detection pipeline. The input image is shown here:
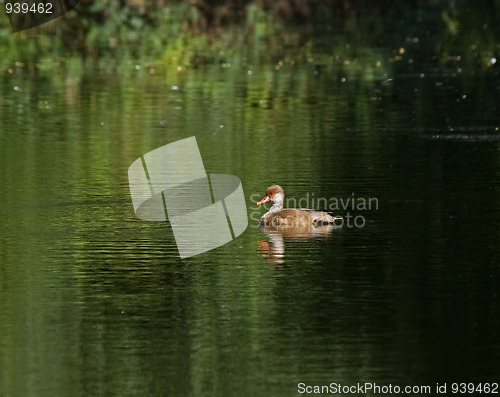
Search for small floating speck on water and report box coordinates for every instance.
[220,125,224,128]
[171,85,179,90]
[340,77,346,83]
[160,120,166,127]
[100,122,104,126]
[135,65,141,70]
[419,73,425,78]
[247,70,252,75]
[428,133,500,142]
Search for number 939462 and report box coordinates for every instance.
[451,383,499,394]
[5,2,53,14]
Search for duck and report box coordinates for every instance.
[257,185,340,227]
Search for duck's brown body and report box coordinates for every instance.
[260,208,336,226]
[257,185,338,227]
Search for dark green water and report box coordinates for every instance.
[1,28,500,397]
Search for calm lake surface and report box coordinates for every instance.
[1,23,500,397]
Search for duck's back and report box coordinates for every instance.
[260,208,335,227]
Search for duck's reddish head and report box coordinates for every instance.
[257,185,285,206]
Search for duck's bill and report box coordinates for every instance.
[257,196,270,205]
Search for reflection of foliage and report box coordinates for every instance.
[441,10,459,36]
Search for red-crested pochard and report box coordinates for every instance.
[257,185,340,227]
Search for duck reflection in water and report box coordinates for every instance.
[258,224,336,264]
[256,185,342,264]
